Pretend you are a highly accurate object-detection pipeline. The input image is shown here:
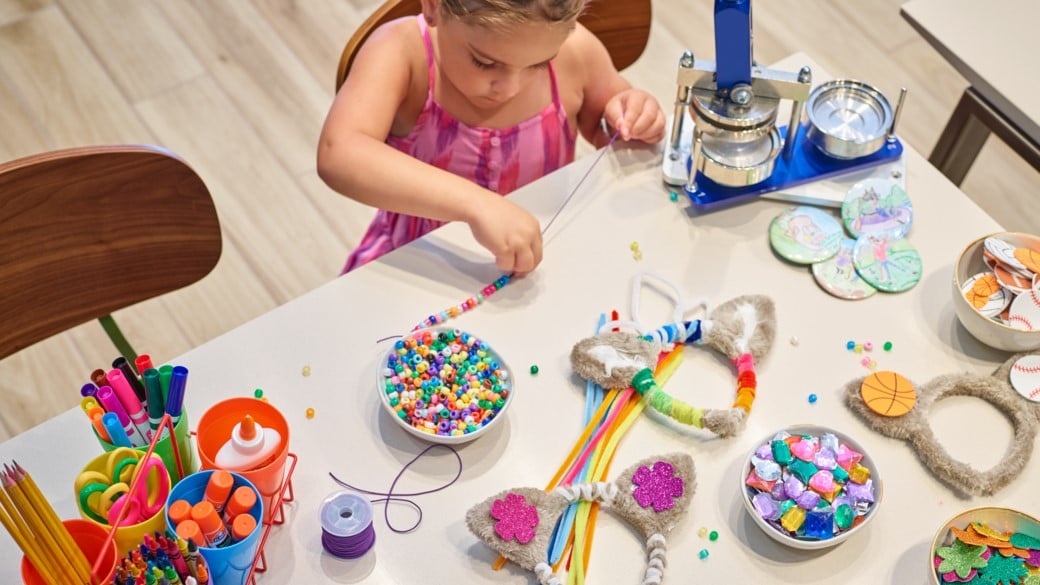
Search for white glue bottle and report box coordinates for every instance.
[215,414,282,471]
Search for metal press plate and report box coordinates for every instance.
[806,80,893,143]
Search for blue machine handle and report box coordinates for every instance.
[714,0,753,91]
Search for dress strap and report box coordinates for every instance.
[547,60,562,108]
[417,15,436,93]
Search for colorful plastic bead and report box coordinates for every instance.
[863,342,874,352]
[846,340,855,350]
[698,527,708,538]
[808,393,818,404]
[698,549,709,560]
[708,530,718,542]
[253,388,263,398]
[306,408,315,419]
[669,191,679,202]
[883,341,893,351]
[302,365,312,377]
[530,365,539,375]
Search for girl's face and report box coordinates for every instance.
[432,12,573,110]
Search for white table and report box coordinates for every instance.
[1,55,1032,585]
[902,0,1040,185]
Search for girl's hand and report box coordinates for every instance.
[604,89,666,143]
[467,193,543,275]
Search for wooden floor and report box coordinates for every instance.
[1,0,1036,441]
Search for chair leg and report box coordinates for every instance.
[98,314,138,362]
[930,87,1040,186]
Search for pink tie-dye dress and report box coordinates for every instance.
[342,15,577,273]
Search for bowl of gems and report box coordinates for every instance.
[953,232,1040,352]
[930,507,1040,585]
[377,327,514,445]
[741,425,882,550]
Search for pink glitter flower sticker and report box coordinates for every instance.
[490,492,539,544]
[632,461,684,512]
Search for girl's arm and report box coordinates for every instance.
[570,25,665,147]
[316,20,542,274]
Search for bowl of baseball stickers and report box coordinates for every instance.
[953,232,1040,351]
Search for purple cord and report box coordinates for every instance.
[329,444,463,534]
[322,522,377,559]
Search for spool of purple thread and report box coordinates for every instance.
[321,491,375,559]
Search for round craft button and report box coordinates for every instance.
[1010,355,1040,403]
[811,238,877,300]
[984,237,1028,273]
[1007,288,1040,331]
[769,206,843,264]
[860,371,916,417]
[841,178,913,239]
[960,271,1012,318]
[852,234,922,293]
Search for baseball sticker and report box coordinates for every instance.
[1009,355,1040,403]
[1007,288,1040,331]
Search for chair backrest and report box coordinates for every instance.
[0,145,222,359]
[336,0,652,90]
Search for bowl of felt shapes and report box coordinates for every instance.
[377,327,514,445]
[929,507,1040,585]
[740,424,883,550]
[953,232,1040,352]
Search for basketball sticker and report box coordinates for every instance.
[993,264,1033,295]
[1010,355,1040,403]
[960,272,1011,318]
[860,371,917,417]
[1013,248,1040,275]
[984,237,1027,272]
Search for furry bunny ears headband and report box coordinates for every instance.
[570,294,776,438]
[466,453,694,585]
[844,352,1040,497]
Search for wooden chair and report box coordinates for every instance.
[336,0,652,90]
[0,145,222,362]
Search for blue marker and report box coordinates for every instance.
[102,412,132,448]
[166,366,189,426]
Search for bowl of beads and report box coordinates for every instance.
[930,507,1040,585]
[741,425,883,550]
[953,232,1040,351]
[377,327,513,445]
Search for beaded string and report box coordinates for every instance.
[412,131,621,331]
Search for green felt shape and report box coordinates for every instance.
[1010,533,1040,550]
[977,553,1027,585]
[937,540,989,579]
[1022,574,1040,585]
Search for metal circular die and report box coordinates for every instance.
[690,87,779,133]
[696,125,782,187]
[806,79,893,160]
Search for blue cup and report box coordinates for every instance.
[166,470,264,585]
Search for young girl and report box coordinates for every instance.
[317,0,665,275]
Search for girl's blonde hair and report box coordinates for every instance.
[438,0,586,27]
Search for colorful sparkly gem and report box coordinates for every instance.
[490,493,539,544]
[632,461,685,512]
[803,510,834,539]
[780,506,806,532]
[788,459,819,484]
[848,464,871,484]
[808,470,837,495]
[771,440,793,465]
[795,490,821,510]
[745,469,776,493]
[783,476,805,499]
[813,447,837,470]
[835,504,855,529]
[790,440,817,462]
[845,478,875,503]
[753,459,782,482]
[836,444,863,470]
[752,493,781,520]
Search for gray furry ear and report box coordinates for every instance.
[992,352,1040,422]
[703,295,776,361]
[842,375,924,440]
[611,453,695,539]
[465,487,569,571]
[702,408,747,438]
[571,332,658,390]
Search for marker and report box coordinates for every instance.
[97,386,146,446]
[80,396,101,414]
[143,368,165,437]
[87,407,111,442]
[158,365,174,409]
[102,412,133,448]
[108,369,151,441]
[166,366,188,426]
[80,382,98,397]
[135,354,155,376]
[90,368,109,389]
[115,357,148,406]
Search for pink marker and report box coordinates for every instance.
[96,385,146,446]
[108,369,151,441]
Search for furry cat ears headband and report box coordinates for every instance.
[570,295,776,437]
[844,351,1040,497]
[466,453,694,585]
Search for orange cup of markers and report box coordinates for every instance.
[196,398,289,523]
[21,519,118,585]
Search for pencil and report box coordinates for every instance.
[0,501,62,585]
[0,472,66,584]
[3,472,81,584]
[14,463,93,582]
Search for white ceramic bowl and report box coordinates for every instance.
[952,232,1040,351]
[377,327,514,445]
[929,507,1040,585]
[740,424,883,550]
